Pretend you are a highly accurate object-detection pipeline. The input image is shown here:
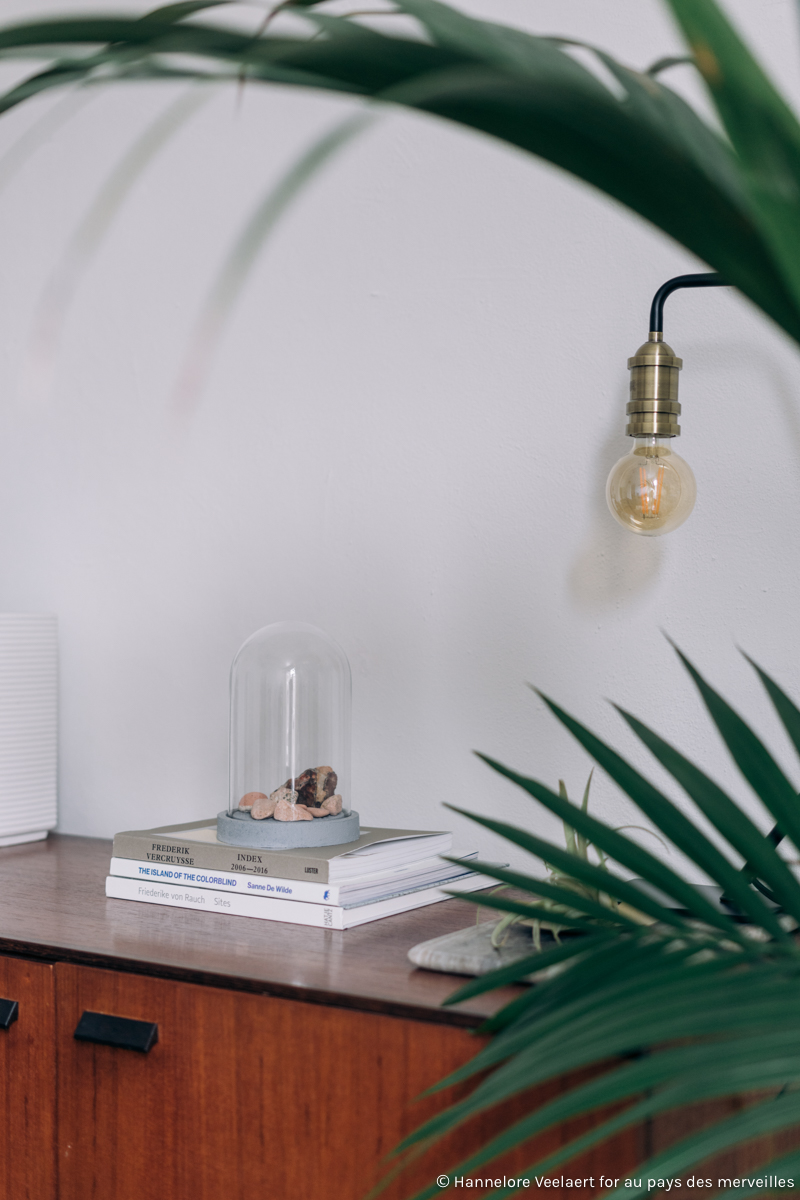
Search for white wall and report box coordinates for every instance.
[0,0,797,879]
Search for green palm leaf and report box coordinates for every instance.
[442,858,645,928]
[535,691,788,938]
[397,946,800,1173]
[745,652,800,766]
[673,645,800,850]
[603,1090,800,1200]
[666,0,800,315]
[400,1034,800,1200]
[0,1,797,346]
[445,803,696,930]
[461,771,747,938]
[614,704,800,921]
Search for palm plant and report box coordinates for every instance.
[0,0,799,358]
[0,0,798,1194]
[382,645,800,1197]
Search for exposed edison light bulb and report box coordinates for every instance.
[606,331,696,537]
[606,435,696,536]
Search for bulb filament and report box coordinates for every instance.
[638,465,665,519]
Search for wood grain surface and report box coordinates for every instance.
[0,957,56,1200]
[0,834,517,1025]
[56,962,644,1200]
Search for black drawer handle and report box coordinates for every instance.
[0,999,17,1029]
[74,1011,158,1053]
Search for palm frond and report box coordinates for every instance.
[614,703,800,920]
[445,802,696,930]
[534,689,791,939]
[0,0,797,347]
[441,859,646,929]
[672,644,800,852]
[745,651,800,767]
[378,652,800,1199]
[665,0,800,316]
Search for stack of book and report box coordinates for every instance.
[106,818,496,929]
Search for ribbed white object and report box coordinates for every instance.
[0,614,57,845]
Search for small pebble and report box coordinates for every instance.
[251,794,278,820]
[274,797,312,822]
[239,792,267,812]
[315,767,338,806]
[321,794,343,815]
[270,786,296,807]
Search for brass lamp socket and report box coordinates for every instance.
[626,331,682,437]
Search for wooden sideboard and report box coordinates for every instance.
[0,835,790,1199]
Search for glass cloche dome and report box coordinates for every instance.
[217,621,359,849]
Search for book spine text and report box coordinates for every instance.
[109,857,340,903]
[111,834,331,882]
[105,875,344,929]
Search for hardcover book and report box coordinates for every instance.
[105,871,493,930]
[112,819,453,884]
[108,853,478,907]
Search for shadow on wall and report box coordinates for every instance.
[568,417,663,611]
[705,339,800,470]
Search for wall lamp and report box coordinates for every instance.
[606,272,728,536]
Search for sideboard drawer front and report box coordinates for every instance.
[56,964,179,1200]
[0,957,56,1200]
[54,962,538,1200]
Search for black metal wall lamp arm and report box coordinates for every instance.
[649,273,726,334]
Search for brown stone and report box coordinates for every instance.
[274,797,312,822]
[321,794,343,815]
[238,792,267,812]
[286,766,339,809]
[315,768,338,806]
[251,793,278,820]
[295,770,318,808]
[283,769,313,790]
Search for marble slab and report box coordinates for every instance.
[408,920,535,977]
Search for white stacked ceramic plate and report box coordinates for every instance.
[0,614,57,846]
